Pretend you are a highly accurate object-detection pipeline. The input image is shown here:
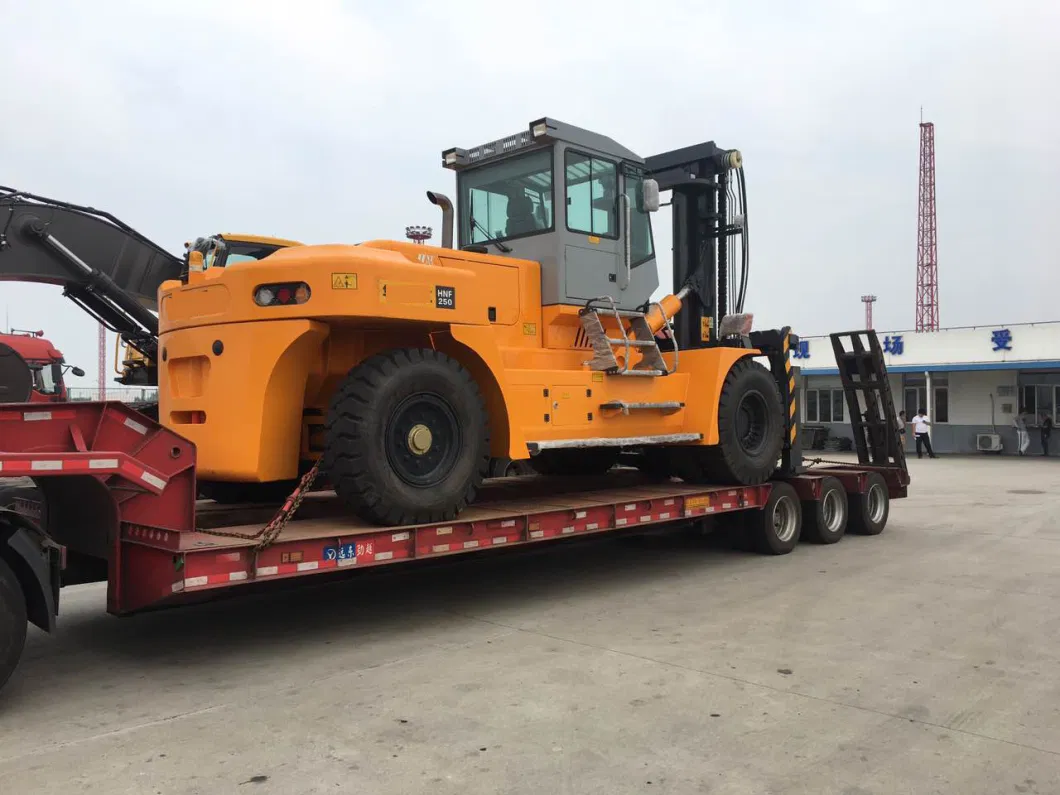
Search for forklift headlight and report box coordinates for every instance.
[254,282,311,307]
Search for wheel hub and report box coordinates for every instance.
[407,424,433,455]
[385,393,461,488]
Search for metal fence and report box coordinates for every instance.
[67,387,157,404]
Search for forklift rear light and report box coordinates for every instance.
[254,282,311,307]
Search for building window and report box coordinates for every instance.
[903,376,948,423]
[565,150,618,238]
[1019,384,1059,425]
[804,388,845,423]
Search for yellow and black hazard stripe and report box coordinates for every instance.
[783,334,797,445]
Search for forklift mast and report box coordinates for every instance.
[643,141,747,352]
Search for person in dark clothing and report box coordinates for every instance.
[1041,413,1053,457]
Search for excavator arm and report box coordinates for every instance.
[0,187,183,386]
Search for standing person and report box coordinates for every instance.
[1041,412,1053,457]
[897,410,908,449]
[1014,409,1030,456]
[911,408,937,459]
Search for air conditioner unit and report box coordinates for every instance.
[977,433,1002,452]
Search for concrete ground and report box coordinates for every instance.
[2,457,1059,794]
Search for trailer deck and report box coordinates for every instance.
[0,329,910,693]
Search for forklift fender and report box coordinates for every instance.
[440,325,529,461]
[0,509,60,632]
[679,347,763,445]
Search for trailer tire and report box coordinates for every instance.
[324,348,490,526]
[747,481,802,555]
[802,476,848,544]
[848,472,889,535]
[0,556,27,693]
[530,448,620,477]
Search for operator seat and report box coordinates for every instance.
[505,193,538,238]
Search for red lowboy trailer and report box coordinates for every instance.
[0,332,909,694]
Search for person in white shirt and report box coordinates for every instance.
[1014,409,1030,456]
[911,408,937,459]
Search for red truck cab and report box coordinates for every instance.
[0,330,84,404]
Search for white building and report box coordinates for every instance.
[794,321,1060,455]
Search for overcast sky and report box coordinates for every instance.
[2,0,1058,390]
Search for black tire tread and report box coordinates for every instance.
[323,348,490,526]
[0,555,28,694]
[674,358,784,486]
[801,475,847,544]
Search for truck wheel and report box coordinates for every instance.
[0,556,28,693]
[530,448,620,476]
[848,472,889,535]
[324,348,490,526]
[802,476,847,544]
[747,481,801,555]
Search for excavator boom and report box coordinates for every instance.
[0,187,183,385]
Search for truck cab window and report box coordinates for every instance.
[565,151,617,238]
[29,362,61,395]
[459,149,553,245]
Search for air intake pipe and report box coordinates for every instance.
[426,191,454,249]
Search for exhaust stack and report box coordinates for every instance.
[426,191,454,249]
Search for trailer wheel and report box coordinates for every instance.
[848,472,889,535]
[747,481,802,555]
[675,359,783,486]
[530,448,620,477]
[324,348,490,526]
[802,476,848,544]
[0,556,27,693]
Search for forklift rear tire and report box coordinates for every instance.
[0,556,27,694]
[747,481,802,555]
[529,447,621,477]
[324,348,490,526]
[801,476,848,544]
[847,472,889,535]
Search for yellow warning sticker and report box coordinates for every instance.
[685,495,712,511]
[523,322,537,336]
[592,372,604,382]
[700,317,712,341]
[331,273,358,290]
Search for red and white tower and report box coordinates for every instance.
[916,117,939,331]
[861,295,877,330]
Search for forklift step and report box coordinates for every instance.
[528,432,702,452]
[600,400,684,414]
[605,338,657,348]
[610,369,666,377]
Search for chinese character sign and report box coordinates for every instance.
[991,328,1013,352]
[883,335,904,355]
[791,340,810,359]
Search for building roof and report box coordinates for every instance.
[796,321,1060,375]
